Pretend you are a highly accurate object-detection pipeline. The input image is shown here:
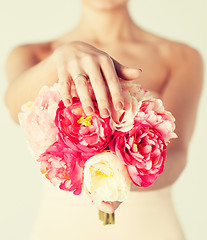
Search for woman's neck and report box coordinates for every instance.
[76,3,137,44]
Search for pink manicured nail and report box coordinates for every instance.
[115,101,124,111]
[101,108,110,118]
[85,106,94,115]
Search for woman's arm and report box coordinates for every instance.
[4,45,58,123]
[134,43,204,191]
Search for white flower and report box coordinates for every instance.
[121,81,150,101]
[83,151,131,205]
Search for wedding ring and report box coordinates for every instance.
[73,73,88,83]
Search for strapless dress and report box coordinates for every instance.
[29,180,186,240]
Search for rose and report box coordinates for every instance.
[83,151,131,205]
[110,123,166,187]
[37,141,83,195]
[55,98,113,159]
[18,84,61,156]
[135,98,177,143]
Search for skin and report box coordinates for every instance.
[4,0,203,214]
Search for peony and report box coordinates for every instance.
[121,81,150,101]
[135,98,177,143]
[110,123,166,187]
[37,141,83,195]
[18,84,61,156]
[83,151,131,205]
[55,98,113,159]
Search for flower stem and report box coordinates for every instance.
[98,210,115,225]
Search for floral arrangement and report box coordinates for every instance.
[18,82,177,225]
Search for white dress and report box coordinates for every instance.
[30,180,186,240]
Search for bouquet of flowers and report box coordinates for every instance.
[18,82,177,225]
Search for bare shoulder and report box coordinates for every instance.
[138,28,203,71]
[139,30,204,103]
[148,33,204,84]
[5,41,52,82]
[6,41,52,62]
[156,37,203,71]
[166,41,203,89]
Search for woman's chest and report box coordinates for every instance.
[101,45,169,97]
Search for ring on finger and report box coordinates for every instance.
[73,73,88,83]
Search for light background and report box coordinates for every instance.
[0,0,206,239]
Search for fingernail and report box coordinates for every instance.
[85,106,94,115]
[101,108,110,118]
[115,101,124,111]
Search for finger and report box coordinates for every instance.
[70,70,94,116]
[84,63,111,118]
[112,58,142,80]
[57,65,72,107]
[100,56,124,111]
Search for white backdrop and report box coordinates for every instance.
[0,0,206,239]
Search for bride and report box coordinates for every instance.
[4,0,203,239]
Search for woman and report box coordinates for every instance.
[4,0,203,239]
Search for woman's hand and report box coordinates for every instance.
[52,41,141,118]
[97,201,122,214]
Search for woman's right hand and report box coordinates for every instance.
[52,41,141,118]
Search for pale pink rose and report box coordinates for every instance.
[37,141,83,195]
[18,84,61,156]
[55,98,113,159]
[135,98,177,143]
[110,123,166,187]
[83,151,131,205]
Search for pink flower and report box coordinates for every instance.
[135,98,177,143]
[55,98,113,159]
[110,123,166,187]
[37,141,83,195]
[18,84,61,156]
